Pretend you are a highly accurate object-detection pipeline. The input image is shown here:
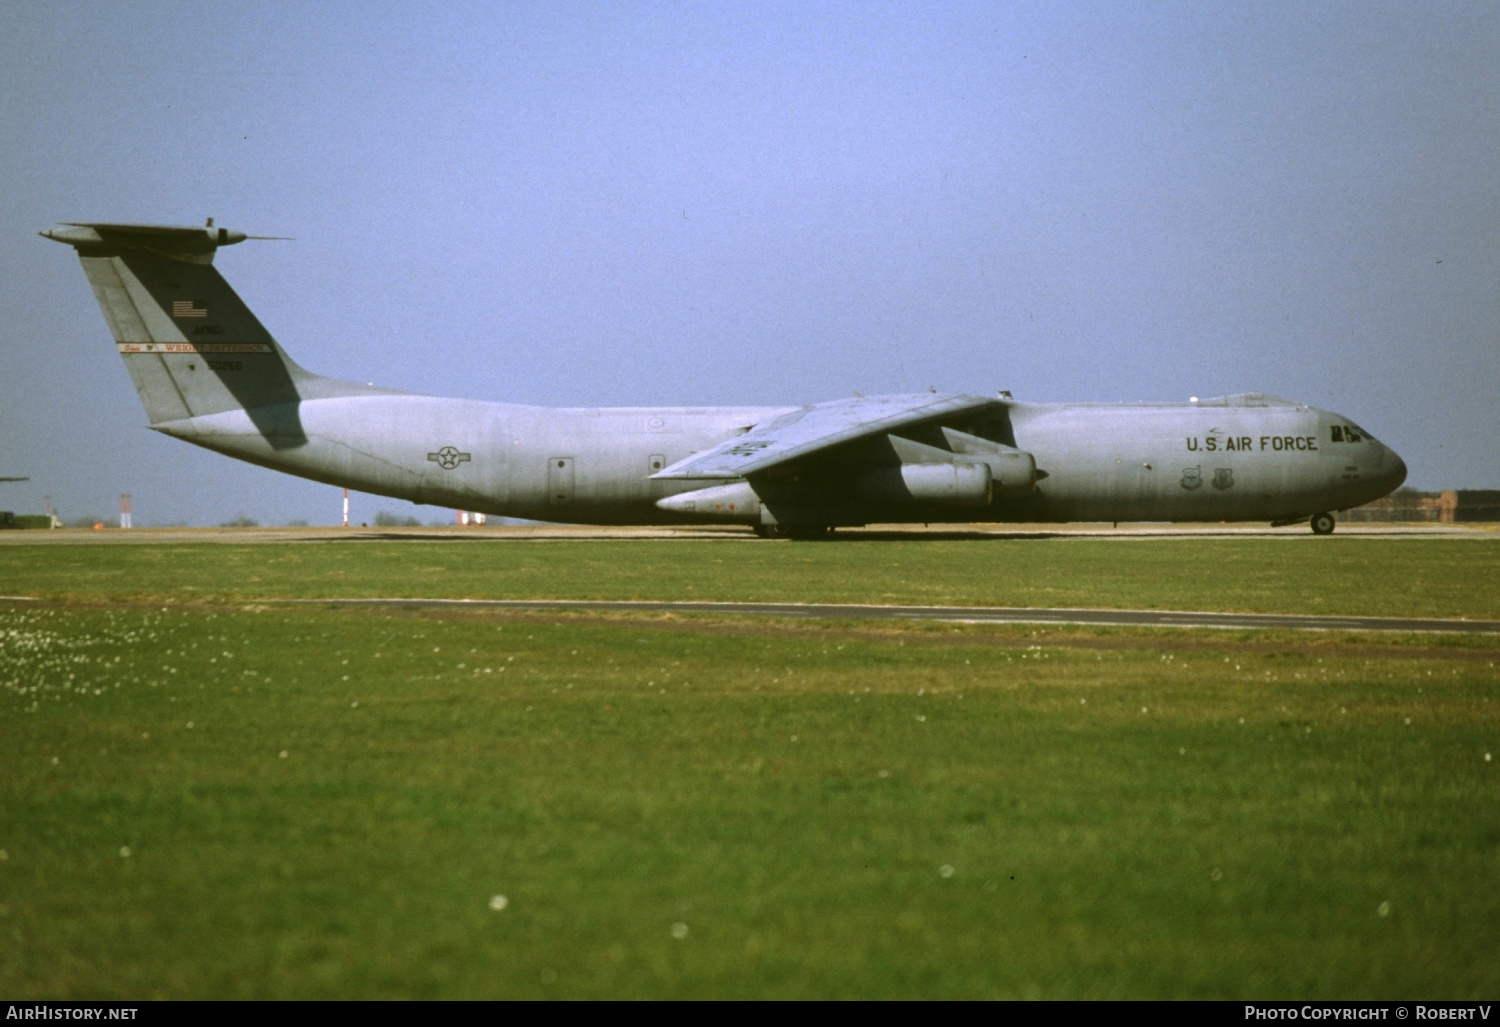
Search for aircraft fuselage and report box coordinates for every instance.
[156,394,1407,526]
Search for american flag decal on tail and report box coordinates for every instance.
[171,300,207,318]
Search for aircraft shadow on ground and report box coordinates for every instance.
[341,529,1072,543]
[332,527,1450,544]
[833,529,1071,541]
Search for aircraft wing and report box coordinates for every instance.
[653,392,998,479]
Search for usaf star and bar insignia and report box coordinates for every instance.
[427,446,471,470]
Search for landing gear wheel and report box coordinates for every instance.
[787,525,833,541]
[752,525,772,539]
[1310,512,1336,535]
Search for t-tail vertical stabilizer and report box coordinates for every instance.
[41,221,379,448]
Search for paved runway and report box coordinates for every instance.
[303,597,1500,634]
[0,522,1489,545]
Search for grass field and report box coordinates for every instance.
[2,536,1498,998]
[2,534,1499,618]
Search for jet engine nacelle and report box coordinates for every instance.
[983,448,1038,496]
[856,461,993,507]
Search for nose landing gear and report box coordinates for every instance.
[1310,512,1336,535]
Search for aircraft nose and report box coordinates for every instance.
[1382,446,1408,490]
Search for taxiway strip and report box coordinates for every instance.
[298,598,1500,634]
[0,523,1488,545]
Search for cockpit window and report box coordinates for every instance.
[1332,423,1366,443]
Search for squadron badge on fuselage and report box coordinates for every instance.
[1180,467,1202,491]
[1212,468,1235,490]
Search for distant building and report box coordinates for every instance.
[1452,491,1500,521]
[1340,488,1500,523]
[0,512,58,529]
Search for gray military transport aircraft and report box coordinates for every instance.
[43,221,1406,538]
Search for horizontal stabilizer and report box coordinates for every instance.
[40,221,286,263]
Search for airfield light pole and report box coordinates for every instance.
[119,493,131,529]
[342,488,349,528]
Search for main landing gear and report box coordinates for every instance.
[753,525,835,540]
[1310,512,1336,535]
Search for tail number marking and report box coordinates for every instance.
[116,343,272,354]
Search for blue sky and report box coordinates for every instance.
[2,2,1495,524]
